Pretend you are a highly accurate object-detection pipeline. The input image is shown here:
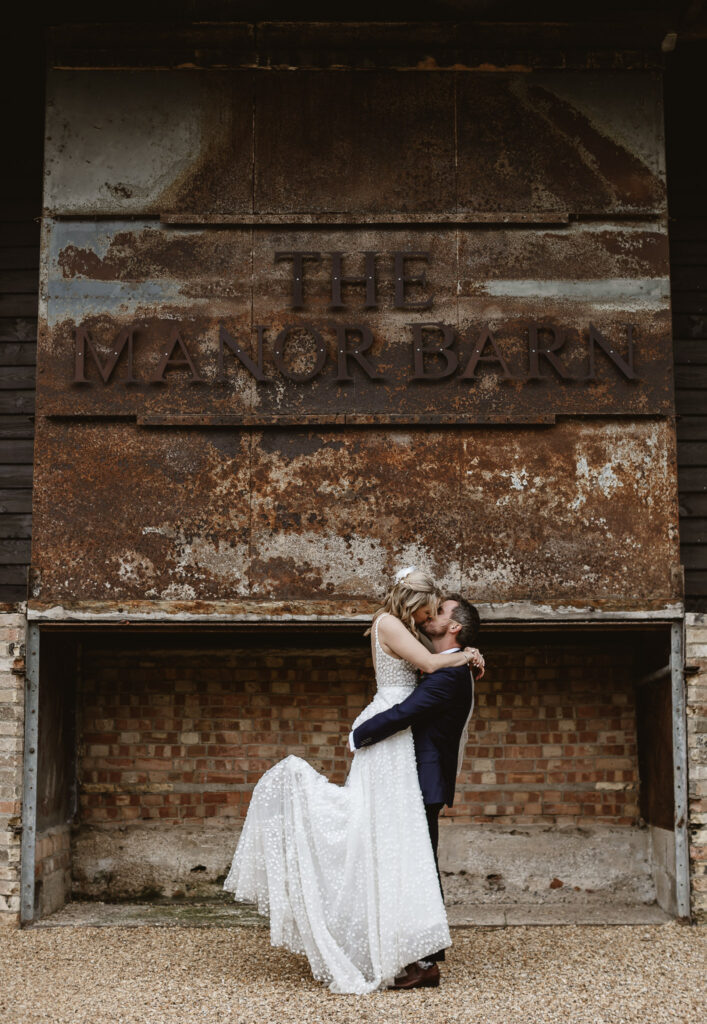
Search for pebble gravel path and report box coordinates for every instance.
[1,922,705,1024]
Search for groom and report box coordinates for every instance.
[350,594,482,990]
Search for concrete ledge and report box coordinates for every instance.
[440,823,656,905]
[448,903,672,926]
[34,899,673,929]
[71,821,659,905]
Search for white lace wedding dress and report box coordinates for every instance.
[223,614,451,994]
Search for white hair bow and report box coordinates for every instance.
[394,565,417,583]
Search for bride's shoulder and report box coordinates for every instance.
[376,611,404,636]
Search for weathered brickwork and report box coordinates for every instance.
[454,642,638,826]
[34,824,71,918]
[0,608,26,927]
[686,613,707,923]
[78,635,639,829]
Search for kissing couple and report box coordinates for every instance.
[224,568,485,994]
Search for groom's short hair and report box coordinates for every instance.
[445,594,480,648]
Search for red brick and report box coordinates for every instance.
[78,639,639,829]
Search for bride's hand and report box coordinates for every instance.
[464,647,485,678]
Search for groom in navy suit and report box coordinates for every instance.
[350,594,482,989]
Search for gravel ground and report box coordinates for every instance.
[1,923,705,1024]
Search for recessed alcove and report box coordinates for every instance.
[27,621,683,923]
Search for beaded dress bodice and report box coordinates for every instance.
[374,613,417,692]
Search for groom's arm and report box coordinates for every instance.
[351,669,458,750]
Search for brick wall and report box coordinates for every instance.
[34,824,71,917]
[686,613,707,923]
[455,642,639,825]
[78,633,639,829]
[79,642,368,824]
[0,608,26,926]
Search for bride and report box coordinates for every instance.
[223,568,476,994]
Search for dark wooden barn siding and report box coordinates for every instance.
[0,34,43,603]
[666,43,707,611]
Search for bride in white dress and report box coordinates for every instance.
[223,569,475,994]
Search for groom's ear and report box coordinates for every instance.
[449,620,462,636]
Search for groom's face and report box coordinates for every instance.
[421,599,458,640]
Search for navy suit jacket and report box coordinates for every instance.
[352,659,473,807]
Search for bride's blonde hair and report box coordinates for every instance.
[365,569,438,640]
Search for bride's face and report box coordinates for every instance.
[421,599,455,638]
[412,602,437,627]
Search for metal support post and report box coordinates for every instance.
[671,622,691,919]
[19,623,39,925]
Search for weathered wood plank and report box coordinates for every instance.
[670,292,707,315]
[0,247,39,271]
[676,416,707,440]
[0,295,38,317]
[669,219,707,241]
[681,544,707,570]
[675,366,707,389]
[0,392,34,414]
[0,464,33,489]
[0,419,35,440]
[679,519,707,544]
[673,314,707,339]
[0,222,40,246]
[0,342,36,366]
[673,339,707,365]
[0,440,34,463]
[679,493,707,517]
[675,390,707,415]
[670,265,707,290]
[0,365,36,390]
[686,570,707,596]
[0,318,37,342]
[677,466,707,492]
[677,442,707,467]
[0,566,28,586]
[669,240,707,263]
[0,368,36,390]
[0,514,31,538]
[0,490,32,514]
[0,269,39,292]
[0,538,30,563]
[0,201,40,221]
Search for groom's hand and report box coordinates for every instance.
[465,647,485,678]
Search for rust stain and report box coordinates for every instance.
[29,419,681,609]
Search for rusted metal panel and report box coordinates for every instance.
[253,72,456,214]
[44,70,665,218]
[39,220,673,423]
[31,66,681,615]
[44,72,254,217]
[30,419,252,604]
[249,421,682,608]
[29,419,681,609]
[457,73,665,215]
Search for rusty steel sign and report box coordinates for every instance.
[72,249,640,383]
[29,65,681,612]
[45,236,671,427]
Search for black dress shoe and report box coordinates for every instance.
[390,962,440,989]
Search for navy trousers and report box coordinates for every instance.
[425,802,446,963]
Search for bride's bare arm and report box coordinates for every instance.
[377,615,470,673]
